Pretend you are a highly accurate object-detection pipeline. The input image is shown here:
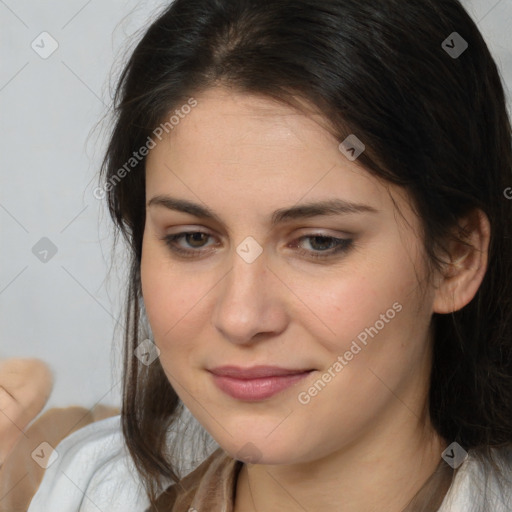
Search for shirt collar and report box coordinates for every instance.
[159,447,243,512]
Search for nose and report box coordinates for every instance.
[211,247,288,345]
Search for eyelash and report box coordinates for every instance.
[160,232,353,260]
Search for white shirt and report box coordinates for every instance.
[28,415,511,511]
[27,415,159,511]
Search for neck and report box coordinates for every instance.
[234,406,448,512]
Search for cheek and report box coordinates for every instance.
[141,263,194,342]
[140,236,214,362]
[140,258,206,395]
[295,277,380,355]
[292,254,420,356]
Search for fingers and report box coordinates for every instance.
[0,358,54,465]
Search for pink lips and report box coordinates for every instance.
[209,365,314,401]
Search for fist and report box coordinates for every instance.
[0,358,53,465]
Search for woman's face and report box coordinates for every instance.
[141,87,438,465]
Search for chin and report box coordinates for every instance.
[216,435,303,465]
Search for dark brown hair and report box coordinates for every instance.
[100,0,512,508]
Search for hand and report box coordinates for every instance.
[0,359,53,465]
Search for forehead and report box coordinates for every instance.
[144,87,415,228]
[166,89,335,156]
[148,88,363,181]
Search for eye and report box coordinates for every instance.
[162,231,215,256]
[160,232,353,260]
[292,234,353,260]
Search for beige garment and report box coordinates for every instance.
[149,447,243,512]
[150,447,454,512]
[0,404,119,512]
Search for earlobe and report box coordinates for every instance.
[433,209,490,314]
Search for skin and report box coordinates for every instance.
[0,358,53,465]
[141,87,490,511]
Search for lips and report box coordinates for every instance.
[208,365,314,379]
[208,366,315,401]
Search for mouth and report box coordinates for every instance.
[208,366,315,401]
[208,365,315,379]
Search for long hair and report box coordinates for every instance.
[99,0,512,508]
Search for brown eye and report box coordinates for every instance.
[161,231,216,257]
[293,235,353,260]
[184,232,209,248]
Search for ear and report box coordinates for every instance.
[433,209,490,314]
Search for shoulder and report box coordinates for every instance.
[438,445,512,512]
[27,414,158,512]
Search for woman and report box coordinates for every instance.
[29,0,512,510]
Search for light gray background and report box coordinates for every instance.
[1,0,511,417]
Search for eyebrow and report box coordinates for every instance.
[148,195,378,226]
